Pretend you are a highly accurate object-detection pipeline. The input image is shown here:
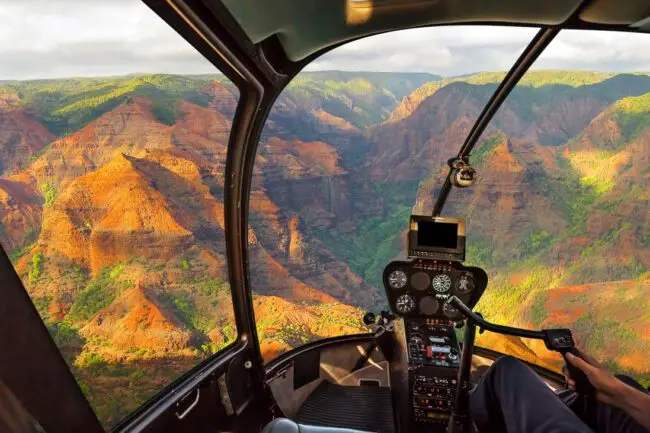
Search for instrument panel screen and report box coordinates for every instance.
[417,220,458,249]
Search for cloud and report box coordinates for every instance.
[1,1,650,80]
[308,27,650,76]
[306,27,539,76]
[534,30,650,72]
[0,0,216,79]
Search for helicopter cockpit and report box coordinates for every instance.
[0,1,648,433]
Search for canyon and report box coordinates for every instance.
[0,70,648,426]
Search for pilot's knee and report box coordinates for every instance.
[491,355,528,375]
[493,355,521,367]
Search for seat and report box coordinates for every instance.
[263,418,373,433]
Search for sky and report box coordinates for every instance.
[2,0,650,80]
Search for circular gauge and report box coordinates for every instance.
[395,294,416,314]
[432,274,452,293]
[419,296,439,315]
[442,301,461,320]
[388,270,408,289]
[411,271,431,291]
[456,274,475,295]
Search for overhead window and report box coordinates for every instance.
[248,26,538,362]
[444,30,650,383]
[0,0,239,428]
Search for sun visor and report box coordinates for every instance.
[580,0,650,26]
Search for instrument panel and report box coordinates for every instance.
[383,259,487,320]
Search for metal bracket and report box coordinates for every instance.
[175,388,200,420]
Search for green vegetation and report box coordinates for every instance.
[28,252,43,284]
[32,295,52,318]
[164,290,216,333]
[573,313,638,352]
[611,92,650,145]
[197,278,229,298]
[465,236,494,268]
[67,262,131,322]
[274,323,311,346]
[615,91,650,114]
[403,70,619,121]
[48,321,81,345]
[310,180,419,299]
[180,257,191,270]
[285,72,436,127]
[6,74,217,135]
[8,241,36,264]
[40,182,56,207]
[475,70,614,87]
[75,352,108,375]
[222,324,236,342]
[520,231,553,256]
[529,291,549,326]
[475,265,557,327]
[471,134,503,166]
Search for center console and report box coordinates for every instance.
[406,318,460,429]
[381,216,487,432]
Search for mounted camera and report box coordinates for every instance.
[408,215,466,262]
[449,158,476,188]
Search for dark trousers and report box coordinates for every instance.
[469,356,648,433]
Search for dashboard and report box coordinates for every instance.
[382,258,487,321]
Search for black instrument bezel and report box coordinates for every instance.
[383,258,488,320]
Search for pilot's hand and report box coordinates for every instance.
[563,350,600,391]
[567,351,650,431]
[565,352,622,405]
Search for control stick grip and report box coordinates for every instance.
[561,348,595,396]
[542,329,594,396]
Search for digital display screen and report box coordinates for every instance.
[417,221,458,249]
[430,346,451,353]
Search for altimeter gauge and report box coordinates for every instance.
[395,294,416,314]
[432,273,452,293]
[388,269,408,289]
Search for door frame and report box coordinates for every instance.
[0,0,291,431]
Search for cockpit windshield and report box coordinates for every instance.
[249,26,540,359]
[250,26,649,388]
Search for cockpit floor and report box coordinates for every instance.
[294,381,395,433]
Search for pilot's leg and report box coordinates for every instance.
[469,356,593,433]
[572,375,648,433]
